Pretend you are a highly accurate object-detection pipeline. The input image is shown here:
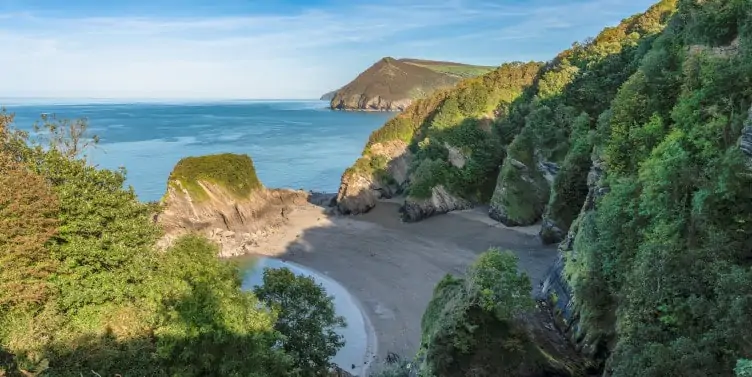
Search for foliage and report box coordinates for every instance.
[0,115,337,376]
[542,113,593,232]
[419,249,548,377]
[553,1,752,375]
[737,360,752,377]
[169,153,262,202]
[0,152,59,309]
[345,61,541,202]
[254,267,346,377]
[489,129,550,225]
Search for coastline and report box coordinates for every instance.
[242,197,558,371]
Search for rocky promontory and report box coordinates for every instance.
[328,57,494,111]
[156,153,312,257]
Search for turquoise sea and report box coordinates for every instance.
[3,100,394,201]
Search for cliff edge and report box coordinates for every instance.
[156,153,309,257]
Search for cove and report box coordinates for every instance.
[236,256,375,376]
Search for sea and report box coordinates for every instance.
[2,99,395,202]
[3,99,392,375]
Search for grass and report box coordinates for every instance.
[168,153,262,202]
[422,64,497,78]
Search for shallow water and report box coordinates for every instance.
[238,257,372,376]
[4,100,394,202]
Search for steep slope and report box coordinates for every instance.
[537,0,752,375]
[335,61,541,216]
[156,153,310,257]
[329,57,494,111]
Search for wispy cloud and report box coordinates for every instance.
[0,0,657,99]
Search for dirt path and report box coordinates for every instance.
[254,201,558,366]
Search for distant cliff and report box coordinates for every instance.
[320,90,337,101]
[329,57,495,111]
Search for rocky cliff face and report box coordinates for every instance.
[335,140,411,214]
[156,154,311,258]
[400,185,472,222]
[539,157,609,362]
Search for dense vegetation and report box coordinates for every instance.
[556,1,752,375]
[0,113,343,376]
[357,0,752,375]
[374,249,577,377]
[254,268,346,377]
[343,61,541,204]
[168,153,263,201]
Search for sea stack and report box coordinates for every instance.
[156,153,309,257]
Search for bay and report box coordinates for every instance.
[3,99,394,202]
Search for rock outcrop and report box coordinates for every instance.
[335,140,411,214]
[156,153,310,258]
[539,157,609,362]
[400,185,472,222]
[489,133,551,226]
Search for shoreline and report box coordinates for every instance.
[241,199,557,371]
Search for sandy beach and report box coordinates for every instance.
[253,200,558,370]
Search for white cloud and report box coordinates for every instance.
[0,0,657,99]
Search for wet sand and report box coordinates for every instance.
[254,200,558,370]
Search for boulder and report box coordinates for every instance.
[400,185,472,222]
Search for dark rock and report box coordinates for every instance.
[539,218,566,244]
[740,125,752,159]
[400,186,472,222]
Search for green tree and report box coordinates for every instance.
[254,267,346,377]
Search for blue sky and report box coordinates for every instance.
[0,0,657,99]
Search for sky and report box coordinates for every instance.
[0,0,658,100]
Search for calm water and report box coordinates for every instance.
[238,257,372,376]
[4,100,394,202]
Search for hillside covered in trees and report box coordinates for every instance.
[343,0,752,375]
[0,115,347,376]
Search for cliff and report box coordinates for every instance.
[338,0,752,374]
[156,153,309,257]
[334,61,542,217]
[329,57,494,111]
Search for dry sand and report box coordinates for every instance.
[255,200,558,367]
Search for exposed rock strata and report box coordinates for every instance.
[157,179,309,258]
[335,140,411,214]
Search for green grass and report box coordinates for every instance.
[168,153,262,202]
[422,64,496,78]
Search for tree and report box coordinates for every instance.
[0,152,59,308]
[32,114,100,161]
[254,267,346,377]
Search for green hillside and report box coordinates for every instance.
[357,0,752,375]
[327,57,497,110]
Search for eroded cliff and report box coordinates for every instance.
[156,153,309,257]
